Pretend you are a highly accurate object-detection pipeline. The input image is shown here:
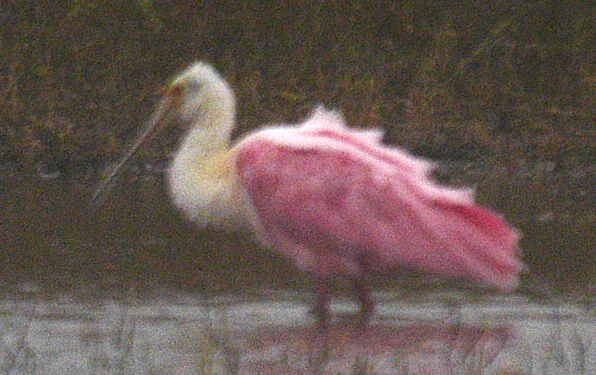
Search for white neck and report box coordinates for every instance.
[178,113,233,160]
[178,77,236,158]
[167,77,250,229]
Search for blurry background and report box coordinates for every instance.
[0,0,594,298]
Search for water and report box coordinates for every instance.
[0,163,595,374]
[1,292,594,374]
[1,167,298,296]
[1,162,594,295]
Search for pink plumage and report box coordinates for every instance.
[235,108,522,312]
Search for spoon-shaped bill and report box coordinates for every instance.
[91,97,173,208]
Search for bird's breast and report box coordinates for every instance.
[167,150,254,230]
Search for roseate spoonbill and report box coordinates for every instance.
[93,62,523,325]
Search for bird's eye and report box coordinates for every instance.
[169,84,185,97]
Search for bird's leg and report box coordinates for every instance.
[351,277,374,325]
[312,277,331,327]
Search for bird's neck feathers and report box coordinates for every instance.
[181,117,233,158]
[167,86,252,230]
[180,86,236,159]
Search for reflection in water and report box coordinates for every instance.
[182,297,594,375]
[0,290,594,374]
[232,323,513,374]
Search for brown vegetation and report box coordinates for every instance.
[1,0,595,172]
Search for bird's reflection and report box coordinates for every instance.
[227,321,514,374]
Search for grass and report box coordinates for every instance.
[0,1,595,171]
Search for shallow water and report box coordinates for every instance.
[0,164,595,374]
[1,291,594,374]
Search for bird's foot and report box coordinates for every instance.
[311,278,331,330]
[309,304,330,331]
[352,277,374,327]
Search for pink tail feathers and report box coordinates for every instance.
[427,199,522,290]
[369,184,522,291]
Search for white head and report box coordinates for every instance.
[91,62,237,205]
[168,62,236,129]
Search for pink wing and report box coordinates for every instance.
[235,108,522,290]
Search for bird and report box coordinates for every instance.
[92,62,523,326]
